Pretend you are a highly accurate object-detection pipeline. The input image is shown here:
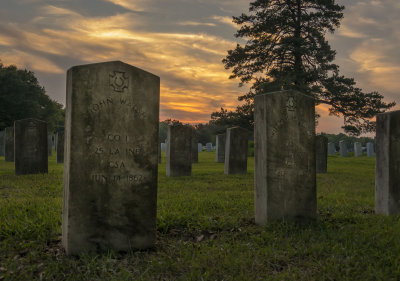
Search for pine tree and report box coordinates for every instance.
[215,0,395,135]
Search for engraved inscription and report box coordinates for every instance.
[110,71,129,92]
[91,174,144,184]
[286,96,296,112]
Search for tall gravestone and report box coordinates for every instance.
[206,142,212,152]
[254,90,316,224]
[165,138,168,158]
[375,110,400,215]
[367,142,374,157]
[215,133,226,163]
[161,143,166,152]
[166,125,192,176]
[56,131,64,164]
[224,127,248,174]
[339,140,347,157]
[316,135,328,173]
[14,118,48,175]
[0,130,4,157]
[4,126,14,162]
[191,130,198,163]
[47,134,52,156]
[62,61,160,255]
[354,142,362,157]
[198,143,202,152]
[328,142,336,155]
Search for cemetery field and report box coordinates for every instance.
[1,152,400,281]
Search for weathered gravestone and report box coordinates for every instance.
[339,140,347,157]
[254,90,316,224]
[56,131,64,164]
[328,142,336,155]
[166,125,192,176]
[215,133,226,163]
[198,143,202,152]
[316,135,328,173]
[375,110,400,215]
[354,142,362,157]
[0,130,4,157]
[191,130,198,163]
[367,142,374,157]
[5,126,14,162]
[14,118,48,175]
[47,134,52,156]
[62,61,160,255]
[224,127,248,174]
[206,142,212,152]
[161,143,166,151]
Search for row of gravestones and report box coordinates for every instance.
[2,61,395,255]
[0,123,65,174]
[160,126,248,176]
[328,141,375,157]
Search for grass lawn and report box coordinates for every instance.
[1,151,399,280]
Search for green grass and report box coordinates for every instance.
[1,151,399,280]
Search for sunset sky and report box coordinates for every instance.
[0,0,399,135]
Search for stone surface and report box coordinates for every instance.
[375,110,400,215]
[166,125,192,176]
[0,130,4,157]
[367,142,374,157]
[316,135,328,173]
[4,126,14,162]
[56,131,64,164]
[206,142,212,152]
[254,90,316,224]
[158,142,162,164]
[62,61,160,255]
[47,134,52,156]
[224,127,248,175]
[215,133,226,163]
[161,143,166,151]
[198,143,202,152]
[191,130,198,163]
[328,142,336,155]
[339,140,347,157]
[354,142,362,157]
[14,118,48,175]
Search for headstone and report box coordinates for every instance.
[47,134,52,156]
[56,131,64,164]
[198,143,202,152]
[224,127,248,174]
[158,142,162,164]
[166,125,192,176]
[161,143,166,152]
[206,142,212,152]
[62,61,160,255]
[367,142,374,157]
[316,135,328,173]
[191,130,198,163]
[215,133,226,163]
[4,126,14,162]
[328,142,336,155]
[0,130,4,157]
[14,118,48,175]
[354,142,362,157]
[254,90,316,224]
[375,110,400,215]
[165,138,168,158]
[339,140,347,157]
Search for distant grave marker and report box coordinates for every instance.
[4,126,14,162]
[14,118,48,175]
[215,133,226,163]
[224,127,248,174]
[166,125,192,176]
[316,135,328,173]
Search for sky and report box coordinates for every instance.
[0,0,399,135]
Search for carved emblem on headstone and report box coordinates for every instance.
[286,96,296,112]
[109,71,129,92]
